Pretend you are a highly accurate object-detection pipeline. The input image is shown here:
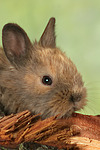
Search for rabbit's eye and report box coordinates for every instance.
[42,76,52,85]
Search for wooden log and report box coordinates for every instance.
[0,110,100,149]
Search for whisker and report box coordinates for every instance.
[87,97,100,102]
[86,86,100,90]
[85,81,100,86]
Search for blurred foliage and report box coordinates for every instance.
[0,0,100,115]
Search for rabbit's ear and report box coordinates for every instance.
[39,17,56,48]
[2,23,33,67]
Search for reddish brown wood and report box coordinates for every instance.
[0,111,100,149]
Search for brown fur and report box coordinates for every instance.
[0,18,87,118]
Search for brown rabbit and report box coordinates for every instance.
[0,18,87,119]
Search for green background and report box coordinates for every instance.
[0,0,100,115]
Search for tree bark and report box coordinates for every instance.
[0,110,100,149]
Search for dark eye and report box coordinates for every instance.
[42,76,52,85]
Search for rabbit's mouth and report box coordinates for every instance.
[60,107,75,118]
[60,100,85,118]
[46,87,87,119]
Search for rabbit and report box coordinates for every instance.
[0,17,87,119]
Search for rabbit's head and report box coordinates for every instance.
[1,18,87,118]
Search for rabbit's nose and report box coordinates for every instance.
[69,93,82,102]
